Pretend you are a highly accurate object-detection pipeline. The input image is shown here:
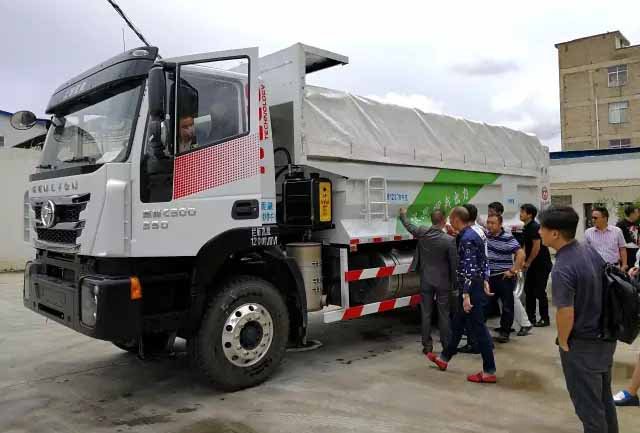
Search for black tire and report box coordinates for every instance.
[112,339,137,354]
[112,332,171,355]
[191,276,289,391]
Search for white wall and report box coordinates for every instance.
[0,148,40,270]
[550,152,640,240]
[551,185,640,240]
[551,157,640,184]
[0,115,47,148]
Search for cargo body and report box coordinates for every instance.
[18,43,549,390]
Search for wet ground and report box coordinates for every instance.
[1,272,638,433]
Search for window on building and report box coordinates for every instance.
[0,136,4,148]
[609,101,629,124]
[551,195,572,207]
[584,203,596,230]
[608,138,632,149]
[608,65,628,87]
[615,37,630,49]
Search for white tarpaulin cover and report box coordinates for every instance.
[302,86,547,176]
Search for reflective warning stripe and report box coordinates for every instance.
[323,294,422,323]
[345,263,411,282]
[349,234,413,245]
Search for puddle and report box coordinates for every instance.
[500,369,545,392]
[179,419,258,433]
[613,361,635,381]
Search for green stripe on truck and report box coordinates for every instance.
[397,169,499,230]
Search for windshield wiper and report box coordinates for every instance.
[61,156,97,164]
[37,164,53,169]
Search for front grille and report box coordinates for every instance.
[37,228,78,245]
[58,205,83,221]
[34,203,86,223]
[32,193,90,248]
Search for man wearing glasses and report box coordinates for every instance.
[585,206,628,270]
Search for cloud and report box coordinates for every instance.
[499,114,560,140]
[365,92,444,114]
[491,94,561,150]
[451,59,520,76]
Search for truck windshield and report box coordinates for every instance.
[39,84,143,169]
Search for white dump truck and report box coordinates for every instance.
[14,43,550,391]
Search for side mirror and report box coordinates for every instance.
[148,66,166,119]
[10,111,37,130]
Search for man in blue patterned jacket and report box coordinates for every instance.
[427,206,497,383]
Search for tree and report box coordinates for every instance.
[595,196,640,221]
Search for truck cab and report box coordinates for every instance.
[22,46,304,391]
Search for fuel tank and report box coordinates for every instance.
[348,249,419,305]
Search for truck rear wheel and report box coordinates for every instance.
[191,276,289,391]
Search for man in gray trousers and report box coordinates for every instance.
[400,208,458,355]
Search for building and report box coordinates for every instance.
[0,110,48,149]
[549,147,640,240]
[0,110,47,270]
[555,31,640,151]
[0,147,41,271]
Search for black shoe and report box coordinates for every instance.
[493,327,503,333]
[493,333,510,344]
[534,319,550,328]
[457,344,480,354]
[517,326,532,336]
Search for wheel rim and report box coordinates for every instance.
[221,303,274,367]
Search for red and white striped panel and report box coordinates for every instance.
[323,294,422,323]
[345,263,412,282]
[349,234,413,246]
[173,134,259,199]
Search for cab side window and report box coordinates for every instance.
[176,58,248,155]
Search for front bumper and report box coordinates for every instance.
[23,260,141,341]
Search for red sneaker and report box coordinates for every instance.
[426,352,448,371]
[467,372,497,383]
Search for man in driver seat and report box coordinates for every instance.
[178,114,196,154]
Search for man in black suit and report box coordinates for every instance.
[400,208,458,355]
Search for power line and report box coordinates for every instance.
[106,0,160,57]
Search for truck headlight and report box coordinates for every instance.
[81,279,100,327]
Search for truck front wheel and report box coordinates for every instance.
[191,276,290,391]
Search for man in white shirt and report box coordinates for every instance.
[585,206,628,270]
[464,204,487,253]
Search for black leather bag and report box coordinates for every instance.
[602,264,640,344]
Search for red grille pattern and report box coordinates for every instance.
[173,134,259,199]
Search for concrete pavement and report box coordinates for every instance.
[0,271,637,433]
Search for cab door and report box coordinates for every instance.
[133,48,263,257]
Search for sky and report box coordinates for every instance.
[2,0,640,151]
